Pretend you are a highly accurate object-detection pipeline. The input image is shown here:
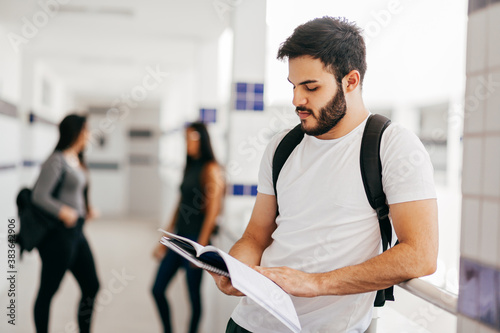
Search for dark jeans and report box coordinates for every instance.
[225,318,252,333]
[34,219,99,333]
[152,244,203,333]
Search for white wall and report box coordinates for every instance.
[458,2,500,332]
[224,0,268,233]
[0,23,22,215]
[0,24,22,219]
[0,24,21,104]
[85,109,129,217]
[127,106,162,219]
[20,59,75,192]
[0,25,78,222]
[0,115,21,217]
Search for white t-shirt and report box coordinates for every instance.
[231,116,437,333]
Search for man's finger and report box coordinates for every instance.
[207,272,245,296]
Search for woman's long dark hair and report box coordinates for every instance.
[54,114,88,169]
[184,122,224,212]
[185,122,216,170]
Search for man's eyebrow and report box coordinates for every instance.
[287,78,318,86]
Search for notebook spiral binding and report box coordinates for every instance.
[159,237,230,277]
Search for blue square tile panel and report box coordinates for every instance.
[236,82,247,93]
[254,83,264,94]
[253,101,264,111]
[233,184,244,195]
[236,100,247,110]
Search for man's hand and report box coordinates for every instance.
[255,266,319,297]
[208,272,245,296]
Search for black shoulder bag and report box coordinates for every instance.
[16,169,66,255]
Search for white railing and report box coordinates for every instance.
[366,279,458,333]
[397,278,458,315]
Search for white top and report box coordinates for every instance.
[231,116,437,333]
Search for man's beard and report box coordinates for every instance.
[296,85,347,137]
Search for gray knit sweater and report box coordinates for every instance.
[32,151,88,218]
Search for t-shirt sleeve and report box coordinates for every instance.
[32,153,66,217]
[257,130,289,196]
[380,124,437,205]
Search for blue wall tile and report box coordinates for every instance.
[236,100,247,110]
[231,184,258,196]
[254,83,264,94]
[458,256,500,330]
[236,82,247,93]
[458,257,480,319]
[234,82,265,111]
[200,108,217,123]
[251,185,258,196]
[233,184,244,195]
[253,101,264,111]
[29,112,57,126]
[23,160,40,167]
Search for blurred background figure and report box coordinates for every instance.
[152,122,225,333]
[31,114,100,333]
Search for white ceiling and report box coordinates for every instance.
[0,0,230,100]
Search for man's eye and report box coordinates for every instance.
[306,86,318,91]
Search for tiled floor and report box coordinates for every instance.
[0,218,238,333]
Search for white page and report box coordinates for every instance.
[158,229,301,332]
[216,251,301,333]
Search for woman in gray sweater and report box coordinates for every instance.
[32,114,99,333]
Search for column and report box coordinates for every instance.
[225,0,268,236]
[457,1,500,332]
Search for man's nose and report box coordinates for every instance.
[292,89,307,107]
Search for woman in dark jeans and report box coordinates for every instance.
[32,114,99,333]
[152,122,225,333]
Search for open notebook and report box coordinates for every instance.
[159,233,229,277]
[158,229,301,333]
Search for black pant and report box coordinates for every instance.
[34,219,99,333]
[152,246,203,333]
[225,318,252,333]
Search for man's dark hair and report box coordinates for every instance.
[277,16,367,85]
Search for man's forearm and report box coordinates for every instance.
[229,235,269,267]
[315,242,437,296]
[256,240,437,298]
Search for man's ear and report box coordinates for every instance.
[343,70,360,93]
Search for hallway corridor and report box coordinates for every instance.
[0,218,238,333]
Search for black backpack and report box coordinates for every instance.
[272,114,395,307]
[15,169,66,255]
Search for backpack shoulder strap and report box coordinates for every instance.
[272,124,304,215]
[360,113,395,306]
[360,114,392,249]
